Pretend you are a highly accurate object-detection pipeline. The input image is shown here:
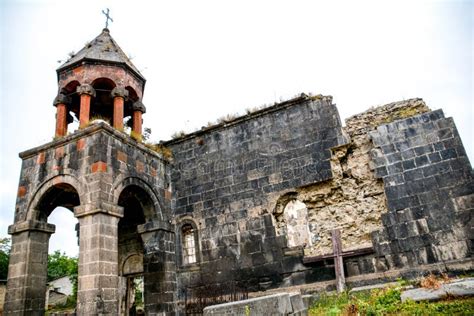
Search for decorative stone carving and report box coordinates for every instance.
[76,84,96,97]
[111,87,129,99]
[132,100,146,113]
[53,93,71,107]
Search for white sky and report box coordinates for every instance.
[0,0,472,257]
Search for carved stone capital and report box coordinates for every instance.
[132,100,146,114]
[74,202,124,219]
[8,220,56,235]
[76,84,96,97]
[53,93,71,107]
[111,87,129,99]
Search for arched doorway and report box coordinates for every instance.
[46,207,79,311]
[35,183,80,221]
[5,182,80,315]
[117,185,152,316]
[38,183,80,312]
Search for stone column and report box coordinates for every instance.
[4,220,55,315]
[75,203,123,315]
[53,93,71,137]
[111,87,128,130]
[131,101,146,141]
[138,220,177,314]
[77,84,96,129]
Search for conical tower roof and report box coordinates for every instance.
[57,28,145,81]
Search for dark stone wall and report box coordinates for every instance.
[15,123,171,221]
[8,96,473,314]
[169,96,346,216]
[370,109,473,269]
[167,96,347,295]
[168,97,473,302]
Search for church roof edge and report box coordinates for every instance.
[56,28,145,82]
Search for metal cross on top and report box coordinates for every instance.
[102,8,113,29]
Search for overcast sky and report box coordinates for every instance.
[1,0,472,256]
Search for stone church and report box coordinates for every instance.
[4,28,473,315]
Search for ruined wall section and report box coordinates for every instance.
[168,95,472,299]
[369,107,473,270]
[294,99,431,256]
[167,95,347,293]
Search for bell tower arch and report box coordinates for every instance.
[4,27,175,315]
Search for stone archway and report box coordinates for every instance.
[116,182,177,314]
[120,254,144,316]
[117,185,147,316]
[273,193,314,249]
[112,177,164,221]
[5,181,81,315]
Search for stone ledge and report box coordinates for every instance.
[177,262,201,273]
[8,220,55,235]
[138,220,173,234]
[18,122,168,163]
[74,202,124,218]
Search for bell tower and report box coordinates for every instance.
[4,28,176,315]
[54,28,147,139]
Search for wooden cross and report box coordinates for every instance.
[331,229,345,293]
[102,8,113,29]
[302,229,375,293]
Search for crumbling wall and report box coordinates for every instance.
[168,94,473,302]
[296,145,387,256]
[273,99,430,256]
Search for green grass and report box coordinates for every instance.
[309,286,474,316]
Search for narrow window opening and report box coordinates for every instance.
[182,224,196,265]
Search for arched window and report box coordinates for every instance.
[182,224,196,265]
[273,194,314,249]
[177,220,200,266]
[283,200,312,248]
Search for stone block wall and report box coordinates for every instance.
[167,95,473,306]
[369,109,473,269]
[14,122,170,224]
[167,95,348,296]
[7,122,175,315]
